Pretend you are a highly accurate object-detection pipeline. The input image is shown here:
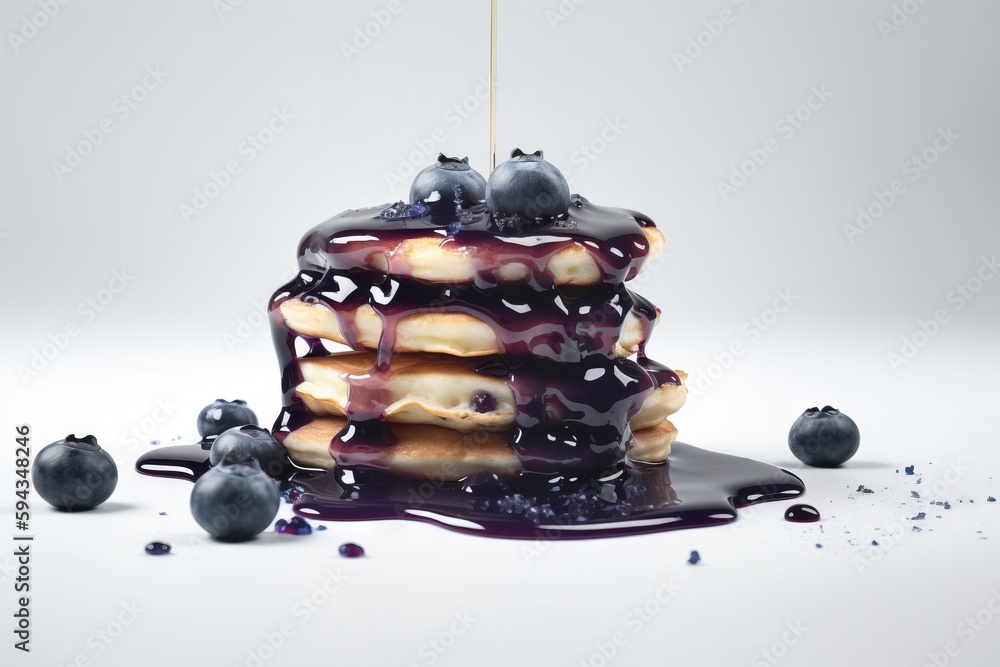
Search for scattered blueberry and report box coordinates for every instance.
[687,550,701,565]
[32,435,118,511]
[784,504,820,523]
[275,516,313,535]
[989,497,997,503]
[190,458,279,542]
[145,541,171,555]
[787,406,860,467]
[197,399,258,438]
[856,485,874,494]
[410,154,487,208]
[911,512,926,520]
[316,525,327,531]
[470,392,497,414]
[210,425,289,478]
[485,149,571,222]
[339,543,365,558]
[904,465,915,475]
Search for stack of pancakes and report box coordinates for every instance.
[269,190,686,482]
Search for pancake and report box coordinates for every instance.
[296,198,666,287]
[282,416,676,481]
[278,298,655,358]
[294,352,686,433]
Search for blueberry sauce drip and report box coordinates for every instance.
[784,504,821,523]
[339,543,365,558]
[136,442,805,540]
[144,541,171,555]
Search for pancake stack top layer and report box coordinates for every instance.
[269,152,687,481]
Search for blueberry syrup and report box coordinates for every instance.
[144,541,171,555]
[784,504,820,523]
[339,543,365,558]
[137,442,805,540]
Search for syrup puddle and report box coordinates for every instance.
[137,442,804,540]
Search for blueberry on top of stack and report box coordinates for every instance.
[269,150,686,481]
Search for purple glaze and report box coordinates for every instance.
[137,442,805,540]
[784,504,820,523]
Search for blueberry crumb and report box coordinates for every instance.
[687,550,701,565]
[911,491,920,498]
[912,526,922,532]
[316,525,327,531]
[815,543,823,549]
[910,512,926,520]
[905,465,915,475]
[988,496,997,503]
[158,511,167,515]
[856,485,874,494]
[871,540,879,546]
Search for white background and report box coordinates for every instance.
[2,1,1000,665]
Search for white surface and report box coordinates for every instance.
[3,2,1000,666]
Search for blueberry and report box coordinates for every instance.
[410,154,487,208]
[687,550,701,565]
[197,399,258,438]
[209,425,289,478]
[32,435,117,511]
[190,458,279,541]
[485,149,571,221]
[788,406,860,467]
[470,392,497,413]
